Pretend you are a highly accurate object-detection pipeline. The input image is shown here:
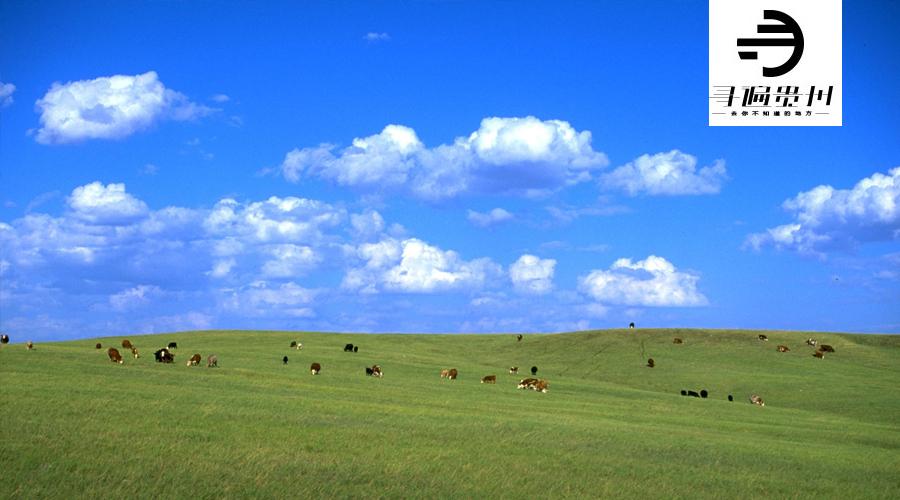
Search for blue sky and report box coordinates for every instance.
[1,1,898,341]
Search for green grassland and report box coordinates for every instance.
[1,329,898,498]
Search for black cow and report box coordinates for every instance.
[647,358,655,368]
[531,366,538,376]
[168,342,178,349]
[728,394,734,402]
[283,356,289,365]
[629,322,635,329]
[680,390,687,396]
[95,343,102,349]
[344,343,354,352]
[819,344,835,353]
[154,348,175,363]
[517,334,523,342]
[290,341,298,348]
[354,346,358,353]
[0,334,8,344]
[700,390,708,398]
[687,390,700,398]
[365,367,374,376]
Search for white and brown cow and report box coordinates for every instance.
[310,362,322,375]
[481,375,497,384]
[107,347,124,364]
[777,345,790,353]
[187,353,202,366]
[749,394,765,407]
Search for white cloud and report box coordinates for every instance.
[280,116,608,200]
[578,255,707,307]
[343,237,501,293]
[350,209,386,240]
[109,285,162,311]
[467,208,513,227]
[220,281,316,318]
[510,254,556,294]
[746,168,900,254]
[601,150,727,196]
[204,196,344,244]
[210,94,230,103]
[260,244,320,278]
[0,81,15,107]
[208,258,236,278]
[364,32,391,42]
[34,71,210,144]
[67,182,149,225]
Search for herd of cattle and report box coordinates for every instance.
[1,329,842,403]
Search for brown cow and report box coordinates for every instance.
[186,353,202,366]
[481,375,497,384]
[813,350,825,359]
[673,338,683,344]
[758,334,769,341]
[26,341,34,350]
[310,362,322,375]
[95,343,102,349]
[517,378,539,389]
[131,347,140,359]
[207,354,218,367]
[371,364,383,378]
[447,368,458,380]
[749,394,765,407]
[440,369,450,379]
[508,366,518,374]
[647,358,655,368]
[122,339,133,349]
[777,345,790,353]
[532,379,549,393]
[107,347,124,364]
[819,344,835,353]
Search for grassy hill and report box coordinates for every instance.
[2,329,898,498]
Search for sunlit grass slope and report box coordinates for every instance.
[1,329,898,498]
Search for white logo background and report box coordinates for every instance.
[709,0,842,126]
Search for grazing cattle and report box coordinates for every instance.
[687,390,700,398]
[517,378,539,389]
[673,338,683,344]
[819,344,835,353]
[509,366,518,374]
[122,339,133,349]
[186,353,202,366]
[728,395,733,402]
[481,375,497,384]
[749,394,765,407]
[107,348,124,364]
[310,362,322,375]
[0,334,8,344]
[440,369,450,379]
[344,343,354,352]
[371,365,383,378]
[447,368,458,380]
[533,379,549,393]
[290,341,298,348]
[530,366,538,376]
[366,367,374,376]
[629,322,635,329]
[777,345,790,353]
[168,342,177,349]
[647,358,655,368]
[680,390,687,396]
[207,355,218,367]
[95,343,102,349]
[700,389,708,398]
[131,347,139,359]
[806,338,818,347]
[758,334,769,342]
[813,350,825,359]
[154,348,174,363]
[26,341,34,350]
[283,356,289,365]
[517,334,523,342]
[354,346,358,353]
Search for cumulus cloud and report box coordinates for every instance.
[34,71,211,144]
[260,244,320,278]
[601,150,727,196]
[746,168,900,255]
[578,255,707,307]
[67,182,149,224]
[109,285,162,311]
[204,196,344,244]
[364,32,391,42]
[350,209,386,240]
[467,208,513,227]
[343,238,502,293]
[510,254,556,294]
[279,116,608,200]
[220,281,316,318]
[0,81,15,107]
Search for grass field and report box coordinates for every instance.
[1,329,899,498]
